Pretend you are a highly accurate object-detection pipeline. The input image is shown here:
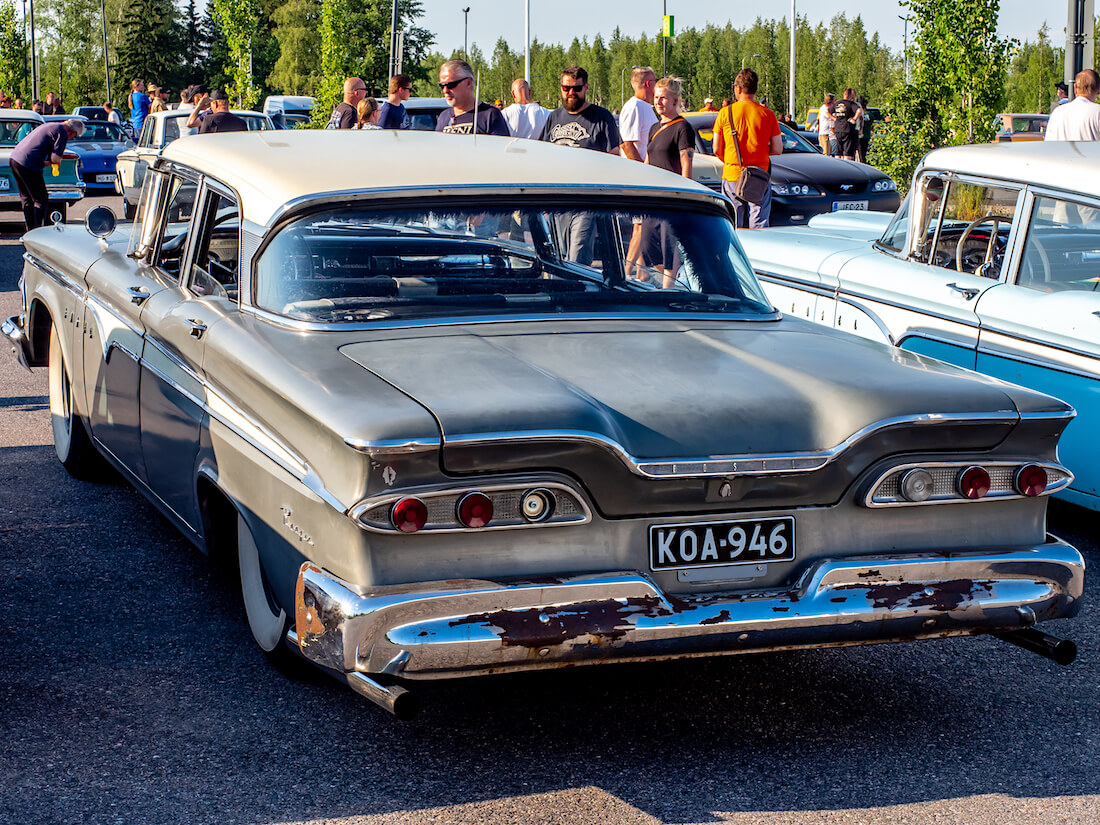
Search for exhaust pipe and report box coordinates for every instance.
[285,628,420,719]
[347,672,419,720]
[994,628,1077,666]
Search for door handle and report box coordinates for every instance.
[186,319,207,339]
[128,285,150,304]
[947,282,980,301]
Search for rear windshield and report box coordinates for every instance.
[255,200,774,323]
[0,118,39,145]
[71,122,128,142]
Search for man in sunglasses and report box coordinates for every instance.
[327,77,367,129]
[537,66,620,154]
[434,59,510,136]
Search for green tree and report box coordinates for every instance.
[0,0,24,97]
[269,0,320,93]
[213,0,260,107]
[115,0,181,107]
[870,0,1010,191]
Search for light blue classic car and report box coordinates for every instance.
[737,141,1100,510]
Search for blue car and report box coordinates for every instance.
[737,141,1100,510]
[44,116,133,191]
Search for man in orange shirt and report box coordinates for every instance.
[712,68,782,228]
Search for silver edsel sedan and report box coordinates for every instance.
[3,131,1084,718]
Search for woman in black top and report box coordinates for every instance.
[642,77,696,287]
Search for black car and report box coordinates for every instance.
[684,112,900,226]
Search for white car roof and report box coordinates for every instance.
[921,141,1100,193]
[0,109,44,123]
[160,130,719,227]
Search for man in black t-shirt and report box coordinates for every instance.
[434,59,510,136]
[538,65,621,153]
[830,88,862,160]
[538,66,621,265]
[186,90,248,134]
[327,77,367,129]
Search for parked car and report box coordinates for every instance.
[49,118,133,191]
[685,112,900,225]
[994,113,1048,142]
[262,94,314,128]
[115,109,273,219]
[402,97,450,130]
[0,110,84,223]
[72,106,109,121]
[736,140,1100,510]
[3,131,1083,717]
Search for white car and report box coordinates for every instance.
[115,109,273,218]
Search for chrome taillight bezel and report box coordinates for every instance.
[351,480,590,534]
[864,461,1072,507]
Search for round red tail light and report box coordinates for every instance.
[1015,464,1048,497]
[956,466,991,499]
[457,492,493,528]
[391,497,428,533]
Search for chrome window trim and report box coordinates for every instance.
[863,460,1072,508]
[349,479,592,535]
[439,412,1037,480]
[240,305,783,333]
[1007,185,1100,288]
[263,182,729,230]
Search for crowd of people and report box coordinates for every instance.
[812,89,873,161]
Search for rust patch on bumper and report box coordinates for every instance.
[857,579,994,611]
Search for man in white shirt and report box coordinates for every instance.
[501,79,549,139]
[1046,70,1100,141]
[618,66,658,161]
[177,85,198,137]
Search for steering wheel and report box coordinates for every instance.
[1020,236,1052,288]
[955,215,1007,274]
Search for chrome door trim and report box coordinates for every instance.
[833,294,896,343]
[754,269,835,298]
[977,328,1100,380]
[440,411,1035,479]
[24,252,82,296]
[836,285,983,330]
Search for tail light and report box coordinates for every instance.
[456,492,493,528]
[956,466,991,499]
[1015,464,1048,497]
[391,497,428,533]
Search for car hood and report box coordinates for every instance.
[770,153,885,184]
[339,319,1043,465]
[69,143,127,155]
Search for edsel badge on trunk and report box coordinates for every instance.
[3,131,1084,719]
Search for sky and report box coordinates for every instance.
[418,1,1068,57]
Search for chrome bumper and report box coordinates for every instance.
[0,184,85,203]
[294,537,1084,681]
[2,315,31,372]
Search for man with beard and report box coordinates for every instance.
[434,59,510,136]
[538,66,621,264]
[538,65,620,153]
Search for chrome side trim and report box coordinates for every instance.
[754,269,835,299]
[293,538,1085,681]
[344,437,441,455]
[442,412,1023,479]
[977,328,1100,378]
[837,286,982,330]
[24,252,82,296]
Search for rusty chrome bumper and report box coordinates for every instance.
[2,315,31,372]
[293,537,1084,682]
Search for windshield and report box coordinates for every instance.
[72,122,128,142]
[255,200,773,323]
[778,123,816,153]
[0,118,39,145]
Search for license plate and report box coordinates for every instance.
[0,178,9,190]
[832,200,868,211]
[96,174,115,183]
[650,517,795,571]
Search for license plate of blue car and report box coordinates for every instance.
[649,517,795,571]
[833,200,868,211]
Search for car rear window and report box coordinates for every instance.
[255,200,774,323]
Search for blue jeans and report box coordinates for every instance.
[722,178,772,229]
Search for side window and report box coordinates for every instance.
[163,117,181,144]
[1017,196,1100,292]
[878,188,912,253]
[918,179,1019,275]
[138,117,155,147]
[189,188,240,301]
[151,175,199,279]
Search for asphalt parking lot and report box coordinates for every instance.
[1,193,1098,824]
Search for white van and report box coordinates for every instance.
[262,95,314,128]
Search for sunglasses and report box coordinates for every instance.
[439,78,470,91]
[561,83,585,93]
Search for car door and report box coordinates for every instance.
[829,173,1022,370]
[138,177,241,532]
[975,189,1100,506]
[80,171,174,482]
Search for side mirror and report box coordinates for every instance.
[85,205,117,238]
[124,139,135,149]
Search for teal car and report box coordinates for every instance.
[0,110,85,223]
[737,141,1100,511]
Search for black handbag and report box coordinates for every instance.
[725,104,770,205]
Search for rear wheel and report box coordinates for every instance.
[238,514,299,670]
[48,324,101,478]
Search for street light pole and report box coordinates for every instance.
[621,64,639,110]
[462,7,470,62]
[388,0,398,77]
[662,0,667,77]
[742,53,760,70]
[788,0,795,119]
[100,0,111,104]
[524,0,530,82]
[899,15,909,84]
[28,0,36,101]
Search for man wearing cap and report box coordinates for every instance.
[1054,82,1070,106]
[702,97,718,112]
[148,85,167,113]
[185,90,249,134]
[10,118,84,230]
